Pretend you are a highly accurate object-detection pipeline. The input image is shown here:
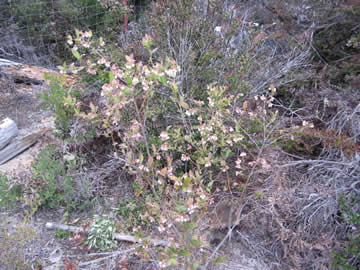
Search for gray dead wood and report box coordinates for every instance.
[45,222,170,247]
[0,128,48,165]
[0,118,18,150]
[0,58,20,66]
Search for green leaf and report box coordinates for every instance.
[109,71,114,82]
[175,204,188,213]
[179,101,189,110]
[213,255,227,264]
[127,76,132,86]
[138,153,144,164]
[159,75,167,85]
[167,257,177,266]
[72,49,81,60]
[185,223,197,230]
[178,248,191,257]
[269,110,278,124]
[183,176,190,187]
[122,89,132,96]
[206,181,214,193]
[190,237,202,247]
[225,149,233,158]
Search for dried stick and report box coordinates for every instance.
[78,248,135,268]
[45,222,169,247]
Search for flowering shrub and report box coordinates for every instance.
[56,30,279,267]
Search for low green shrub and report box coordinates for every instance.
[39,74,77,138]
[332,194,360,270]
[55,229,72,239]
[32,145,93,211]
[85,215,117,251]
[115,198,151,231]
[0,174,22,209]
[0,219,37,270]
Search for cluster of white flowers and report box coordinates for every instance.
[302,120,314,128]
[165,68,178,78]
[159,260,167,268]
[205,160,211,168]
[208,134,218,142]
[160,142,168,151]
[159,131,170,141]
[208,97,215,107]
[181,154,191,161]
[175,215,189,223]
[131,132,142,141]
[233,136,244,143]
[235,158,242,169]
[138,164,149,172]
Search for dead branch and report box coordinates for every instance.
[78,248,135,268]
[45,222,170,247]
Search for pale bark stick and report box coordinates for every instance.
[45,222,170,247]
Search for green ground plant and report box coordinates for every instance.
[31,145,92,211]
[85,215,117,251]
[115,198,150,231]
[0,219,37,269]
[332,194,360,270]
[39,74,77,138]
[54,228,73,239]
[0,174,22,209]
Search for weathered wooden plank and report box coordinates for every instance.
[0,118,18,150]
[0,128,47,165]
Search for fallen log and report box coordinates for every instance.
[45,222,170,247]
[0,128,48,165]
[2,60,78,87]
[0,118,18,150]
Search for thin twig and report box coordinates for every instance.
[279,159,353,168]
[78,248,135,267]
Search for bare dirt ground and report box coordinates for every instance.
[0,68,72,269]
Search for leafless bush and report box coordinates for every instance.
[0,23,53,67]
[327,104,360,144]
[147,0,312,102]
[255,105,360,269]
